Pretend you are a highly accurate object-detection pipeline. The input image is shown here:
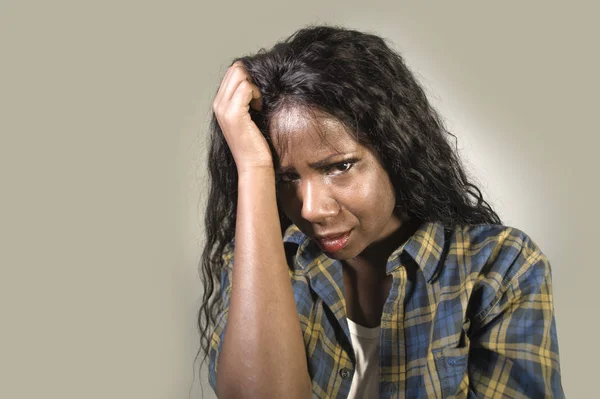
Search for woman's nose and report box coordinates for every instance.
[299,180,339,223]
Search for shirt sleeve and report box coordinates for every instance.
[207,243,234,394]
[468,234,564,398]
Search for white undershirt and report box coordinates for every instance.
[347,318,380,399]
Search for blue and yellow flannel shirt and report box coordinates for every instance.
[209,221,564,398]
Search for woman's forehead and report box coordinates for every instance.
[268,106,359,160]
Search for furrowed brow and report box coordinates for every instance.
[277,153,354,173]
[307,153,354,169]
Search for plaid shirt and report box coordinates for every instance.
[209,221,564,398]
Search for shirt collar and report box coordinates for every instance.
[282,220,447,283]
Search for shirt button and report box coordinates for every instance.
[339,368,352,379]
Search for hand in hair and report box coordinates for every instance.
[212,60,272,173]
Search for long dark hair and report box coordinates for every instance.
[195,24,501,382]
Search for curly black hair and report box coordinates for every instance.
[195,24,501,389]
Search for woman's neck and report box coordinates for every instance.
[344,217,422,277]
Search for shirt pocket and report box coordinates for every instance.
[432,345,469,399]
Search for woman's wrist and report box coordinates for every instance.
[237,164,276,182]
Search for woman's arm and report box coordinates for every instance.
[211,61,311,399]
[468,239,564,398]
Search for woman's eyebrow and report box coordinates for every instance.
[278,152,355,173]
[307,153,352,169]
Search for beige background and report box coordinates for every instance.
[1,1,597,398]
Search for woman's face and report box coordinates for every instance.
[271,107,402,260]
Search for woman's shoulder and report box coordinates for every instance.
[445,223,552,311]
[450,223,549,270]
[454,222,531,242]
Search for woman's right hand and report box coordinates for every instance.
[212,61,273,174]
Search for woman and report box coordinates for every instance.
[197,26,563,398]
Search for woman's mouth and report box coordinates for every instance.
[315,230,352,253]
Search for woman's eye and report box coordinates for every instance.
[328,161,354,175]
[278,173,300,183]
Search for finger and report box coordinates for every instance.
[230,80,261,113]
[221,66,254,102]
[214,61,245,107]
[249,86,263,111]
[218,60,244,91]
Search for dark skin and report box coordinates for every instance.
[271,107,421,328]
[213,61,312,396]
[213,61,417,396]
[342,218,422,327]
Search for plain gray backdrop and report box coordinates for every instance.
[1,1,597,398]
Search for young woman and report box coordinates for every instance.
[197,26,564,398]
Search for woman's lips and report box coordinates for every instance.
[315,230,352,253]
